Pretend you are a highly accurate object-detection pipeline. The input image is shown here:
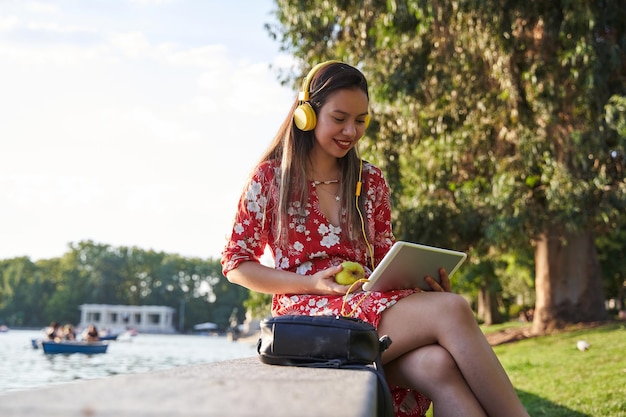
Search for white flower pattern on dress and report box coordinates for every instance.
[296,262,312,275]
[318,223,341,248]
[220,159,430,417]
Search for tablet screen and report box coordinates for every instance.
[362,241,467,292]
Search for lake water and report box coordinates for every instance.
[0,329,257,393]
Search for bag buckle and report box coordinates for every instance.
[379,335,392,353]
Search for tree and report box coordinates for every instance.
[268,0,625,333]
[0,257,43,326]
[501,0,624,333]
[40,256,85,325]
[0,241,249,331]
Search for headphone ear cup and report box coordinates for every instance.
[364,114,371,129]
[293,102,317,131]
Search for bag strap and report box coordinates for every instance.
[289,337,395,417]
[340,362,395,417]
[374,335,394,417]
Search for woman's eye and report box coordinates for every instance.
[333,117,345,123]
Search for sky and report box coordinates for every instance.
[0,0,296,261]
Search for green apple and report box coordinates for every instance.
[335,261,365,285]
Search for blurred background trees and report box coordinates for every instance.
[0,241,248,331]
[268,0,625,333]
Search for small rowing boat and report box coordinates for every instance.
[40,340,109,354]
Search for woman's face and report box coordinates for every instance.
[312,87,369,160]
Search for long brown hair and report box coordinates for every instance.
[248,62,370,248]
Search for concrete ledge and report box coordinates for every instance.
[0,356,378,417]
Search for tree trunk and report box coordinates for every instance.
[532,227,607,335]
[477,285,503,325]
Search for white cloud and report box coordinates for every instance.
[0,15,20,31]
[0,43,111,66]
[24,20,97,34]
[108,31,152,58]
[25,2,61,14]
[129,0,177,5]
[190,96,218,114]
[0,0,294,261]
[164,44,229,68]
[124,106,203,143]
[106,31,231,69]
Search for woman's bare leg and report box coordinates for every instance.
[385,345,487,417]
[378,292,529,417]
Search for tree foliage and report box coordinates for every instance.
[268,0,625,330]
[0,241,248,330]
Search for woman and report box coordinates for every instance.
[82,324,100,343]
[45,321,61,342]
[222,61,529,417]
[62,324,76,341]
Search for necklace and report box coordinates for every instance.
[312,179,340,186]
[311,179,340,201]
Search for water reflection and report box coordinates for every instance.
[1,329,256,392]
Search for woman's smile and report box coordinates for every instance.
[334,138,355,150]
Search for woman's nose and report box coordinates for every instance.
[342,121,356,137]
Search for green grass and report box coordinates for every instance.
[494,321,626,417]
[426,321,626,416]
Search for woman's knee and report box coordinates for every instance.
[418,345,460,383]
[385,345,462,395]
[439,292,475,323]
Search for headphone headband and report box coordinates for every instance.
[293,60,370,131]
[297,60,343,102]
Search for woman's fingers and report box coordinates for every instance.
[423,268,451,292]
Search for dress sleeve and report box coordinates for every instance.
[221,162,276,275]
[363,164,395,267]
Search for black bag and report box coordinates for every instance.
[257,315,395,417]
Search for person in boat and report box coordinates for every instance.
[45,321,61,342]
[82,324,100,342]
[221,61,529,416]
[62,324,76,341]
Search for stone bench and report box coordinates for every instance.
[0,356,379,417]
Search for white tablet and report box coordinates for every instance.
[362,241,467,292]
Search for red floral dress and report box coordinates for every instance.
[222,159,432,416]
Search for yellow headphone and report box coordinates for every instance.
[293,60,371,131]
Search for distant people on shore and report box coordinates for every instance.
[82,324,100,342]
